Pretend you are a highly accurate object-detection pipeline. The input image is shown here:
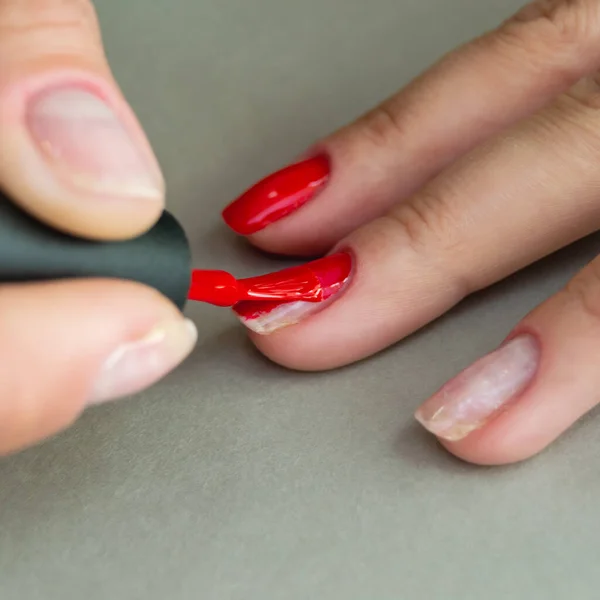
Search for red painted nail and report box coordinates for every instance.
[222,155,330,235]
[239,251,351,303]
[233,252,352,335]
[188,253,350,307]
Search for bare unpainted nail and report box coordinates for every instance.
[28,88,163,200]
[90,318,197,405]
[415,335,540,441]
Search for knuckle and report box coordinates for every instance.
[498,0,600,56]
[534,86,600,163]
[356,100,409,151]
[385,189,474,295]
[387,187,464,253]
[387,198,437,253]
[564,258,600,323]
[0,0,99,39]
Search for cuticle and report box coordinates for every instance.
[502,327,542,350]
[20,74,112,112]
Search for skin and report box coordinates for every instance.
[4,0,600,464]
[244,0,600,465]
[0,0,191,454]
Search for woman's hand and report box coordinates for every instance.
[222,0,600,465]
[0,0,196,455]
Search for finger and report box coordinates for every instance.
[239,81,600,370]
[223,0,600,255]
[0,280,196,455]
[414,254,600,465]
[0,0,164,240]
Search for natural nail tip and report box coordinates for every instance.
[414,408,448,438]
[414,410,476,442]
[183,318,199,345]
[69,173,164,201]
[235,303,306,335]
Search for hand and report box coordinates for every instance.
[222,0,600,465]
[0,0,196,454]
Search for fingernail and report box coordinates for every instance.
[233,252,352,334]
[222,155,330,235]
[27,88,163,200]
[90,318,197,405]
[415,335,540,441]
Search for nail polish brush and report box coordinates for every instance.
[0,190,330,309]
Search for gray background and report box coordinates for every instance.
[1,0,599,598]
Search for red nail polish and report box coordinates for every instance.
[233,252,352,326]
[188,270,241,307]
[222,155,330,235]
[188,253,351,307]
[239,251,351,303]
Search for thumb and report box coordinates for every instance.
[0,280,197,456]
[0,0,165,240]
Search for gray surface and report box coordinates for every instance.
[1,1,598,598]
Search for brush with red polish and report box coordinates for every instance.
[0,190,349,312]
[188,254,350,307]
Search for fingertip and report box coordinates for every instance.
[414,391,553,466]
[433,425,547,466]
[0,69,165,240]
[0,279,190,455]
[247,330,324,371]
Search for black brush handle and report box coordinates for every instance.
[0,191,191,309]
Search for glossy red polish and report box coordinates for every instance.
[187,252,352,308]
[188,270,241,307]
[233,252,352,322]
[222,155,330,235]
[240,252,351,303]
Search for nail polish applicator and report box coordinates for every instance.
[0,190,328,309]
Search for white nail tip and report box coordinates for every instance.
[235,301,315,335]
